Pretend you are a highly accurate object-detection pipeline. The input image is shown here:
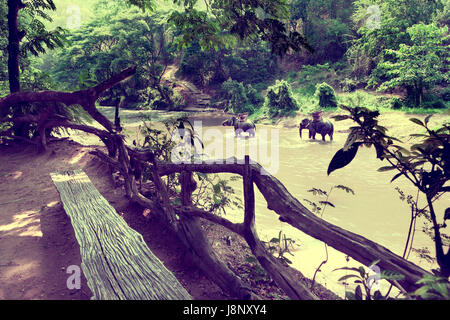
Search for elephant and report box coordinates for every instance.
[222,116,256,137]
[299,118,334,141]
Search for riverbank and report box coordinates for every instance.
[0,108,447,300]
[0,139,338,299]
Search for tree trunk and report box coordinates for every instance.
[7,0,24,94]
[7,0,27,137]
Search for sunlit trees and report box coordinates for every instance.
[375,23,449,106]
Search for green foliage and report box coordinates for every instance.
[243,255,270,282]
[166,0,313,56]
[315,82,338,108]
[330,106,450,275]
[295,63,338,97]
[264,80,299,117]
[336,261,450,300]
[304,185,355,216]
[348,0,443,77]
[340,78,358,92]
[390,97,405,110]
[263,231,296,266]
[412,275,450,299]
[220,78,263,114]
[374,23,449,107]
[51,3,178,109]
[177,39,278,89]
[290,0,355,63]
[192,173,243,216]
[138,115,241,216]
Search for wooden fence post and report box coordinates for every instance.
[180,171,193,206]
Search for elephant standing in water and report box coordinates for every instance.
[299,118,334,141]
[222,116,256,137]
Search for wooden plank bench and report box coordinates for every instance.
[51,169,192,300]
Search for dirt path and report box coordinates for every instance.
[163,65,214,112]
[0,140,229,300]
[0,139,337,300]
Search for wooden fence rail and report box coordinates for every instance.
[156,157,432,294]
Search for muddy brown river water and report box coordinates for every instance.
[68,107,448,298]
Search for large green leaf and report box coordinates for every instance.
[327,143,362,176]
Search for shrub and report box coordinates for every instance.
[264,80,299,117]
[441,87,450,102]
[287,71,298,83]
[221,78,262,114]
[390,97,405,110]
[340,78,357,92]
[315,82,338,108]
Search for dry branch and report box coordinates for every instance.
[155,159,431,292]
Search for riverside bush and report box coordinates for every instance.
[264,80,299,117]
[315,82,338,108]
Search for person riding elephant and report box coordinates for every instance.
[299,118,334,141]
[222,115,256,137]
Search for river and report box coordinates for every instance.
[69,107,448,298]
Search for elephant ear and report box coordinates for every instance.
[327,142,362,176]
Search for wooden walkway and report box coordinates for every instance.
[51,169,191,300]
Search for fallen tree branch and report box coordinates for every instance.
[155,159,431,292]
[0,67,137,133]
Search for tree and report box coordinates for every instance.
[6,0,65,93]
[4,0,66,137]
[375,23,449,106]
[264,80,299,117]
[315,82,338,108]
[131,0,313,56]
[51,2,178,109]
[290,0,355,63]
[347,0,444,77]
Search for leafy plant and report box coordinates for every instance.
[412,275,450,300]
[329,105,450,277]
[220,78,262,114]
[243,255,270,282]
[315,82,338,109]
[374,23,449,107]
[334,260,406,300]
[263,231,296,266]
[305,184,355,289]
[192,173,243,216]
[264,80,299,117]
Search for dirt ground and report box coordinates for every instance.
[0,138,338,300]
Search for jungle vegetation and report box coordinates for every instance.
[0,0,449,300]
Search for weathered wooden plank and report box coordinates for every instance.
[51,169,192,300]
